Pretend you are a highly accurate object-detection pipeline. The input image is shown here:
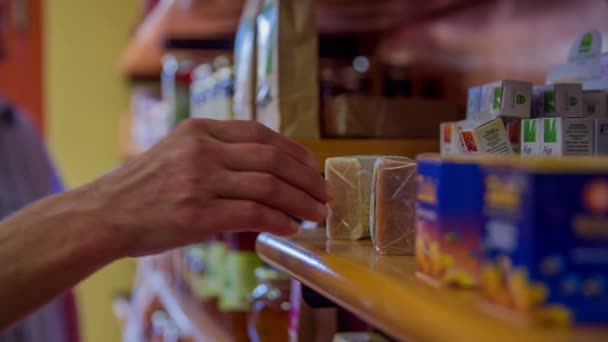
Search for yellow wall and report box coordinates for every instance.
[44,1,140,341]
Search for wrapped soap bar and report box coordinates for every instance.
[325,156,379,239]
[371,157,417,255]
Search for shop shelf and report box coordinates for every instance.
[296,138,438,172]
[256,228,608,342]
[152,273,230,342]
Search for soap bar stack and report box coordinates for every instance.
[325,156,417,255]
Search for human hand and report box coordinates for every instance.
[83,119,330,257]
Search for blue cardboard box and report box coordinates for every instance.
[481,158,608,324]
[416,154,484,287]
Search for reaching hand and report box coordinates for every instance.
[85,119,330,257]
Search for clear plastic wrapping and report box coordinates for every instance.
[370,157,417,255]
[325,156,379,240]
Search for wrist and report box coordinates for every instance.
[57,184,130,263]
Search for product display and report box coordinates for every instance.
[371,157,417,255]
[583,91,608,117]
[233,0,262,121]
[416,154,484,287]
[594,118,608,155]
[256,0,319,138]
[532,83,583,118]
[540,117,594,156]
[440,121,466,155]
[521,118,543,156]
[459,118,513,155]
[477,80,533,119]
[326,156,379,240]
[481,157,608,324]
[118,2,608,339]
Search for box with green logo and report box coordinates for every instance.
[594,118,608,155]
[521,118,542,156]
[541,118,594,156]
[533,84,583,117]
[480,80,532,119]
[583,91,607,117]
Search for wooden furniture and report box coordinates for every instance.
[256,229,608,342]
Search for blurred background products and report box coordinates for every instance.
[3,0,608,341]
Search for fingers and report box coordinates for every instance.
[204,119,319,170]
[221,143,330,203]
[213,171,328,222]
[205,199,300,236]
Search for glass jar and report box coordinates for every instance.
[248,267,291,342]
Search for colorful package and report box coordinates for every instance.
[416,154,484,287]
[440,121,466,155]
[541,117,594,156]
[370,157,417,255]
[481,158,608,324]
[325,156,379,240]
[459,118,513,155]
[521,118,543,156]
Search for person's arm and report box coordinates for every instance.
[0,119,331,328]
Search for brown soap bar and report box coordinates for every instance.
[325,156,378,240]
[371,157,417,255]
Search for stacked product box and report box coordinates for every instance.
[415,154,484,288]
[522,83,605,157]
[445,80,532,156]
[480,157,608,325]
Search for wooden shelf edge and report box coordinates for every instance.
[151,273,230,342]
[256,230,608,342]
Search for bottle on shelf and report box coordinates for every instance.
[248,266,291,342]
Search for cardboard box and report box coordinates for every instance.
[533,83,583,117]
[481,158,608,324]
[583,91,608,117]
[416,154,484,288]
[541,117,594,156]
[504,118,521,154]
[440,121,466,155]
[594,118,608,155]
[521,118,542,156]
[459,118,513,155]
[466,86,482,119]
[480,80,532,119]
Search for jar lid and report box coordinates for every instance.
[255,266,290,281]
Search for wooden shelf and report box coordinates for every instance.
[118,0,240,77]
[256,229,608,342]
[151,273,230,342]
[296,138,438,172]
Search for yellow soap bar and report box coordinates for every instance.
[325,156,378,240]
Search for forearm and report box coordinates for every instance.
[0,185,121,328]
